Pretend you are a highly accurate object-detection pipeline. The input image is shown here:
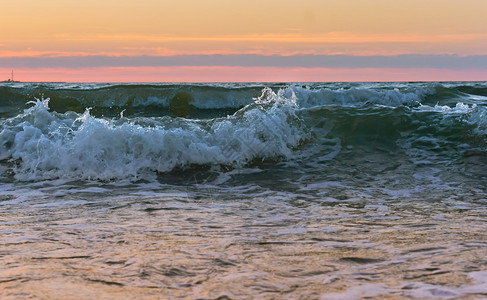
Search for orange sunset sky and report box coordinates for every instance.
[1,0,487,82]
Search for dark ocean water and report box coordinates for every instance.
[1,82,487,299]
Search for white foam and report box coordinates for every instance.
[417,102,476,114]
[0,93,309,181]
[289,84,434,108]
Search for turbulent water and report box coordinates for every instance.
[1,82,487,299]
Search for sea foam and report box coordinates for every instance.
[0,89,307,181]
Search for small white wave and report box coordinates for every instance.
[288,84,435,108]
[417,102,476,114]
[418,103,487,137]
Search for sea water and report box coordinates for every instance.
[1,82,487,299]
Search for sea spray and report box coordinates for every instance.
[0,89,308,181]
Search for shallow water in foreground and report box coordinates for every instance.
[1,183,487,299]
[1,82,487,298]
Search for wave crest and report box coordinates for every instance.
[0,93,308,181]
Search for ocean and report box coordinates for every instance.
[1,82,487,299]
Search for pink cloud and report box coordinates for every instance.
[2,66,486,83]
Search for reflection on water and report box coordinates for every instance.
[1,183,487,299]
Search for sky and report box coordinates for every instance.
[1,0,487,82]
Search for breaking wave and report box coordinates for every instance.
[1,81,486,182]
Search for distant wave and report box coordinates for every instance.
[2,82,487,114]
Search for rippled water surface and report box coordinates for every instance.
[2,178,487,299]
